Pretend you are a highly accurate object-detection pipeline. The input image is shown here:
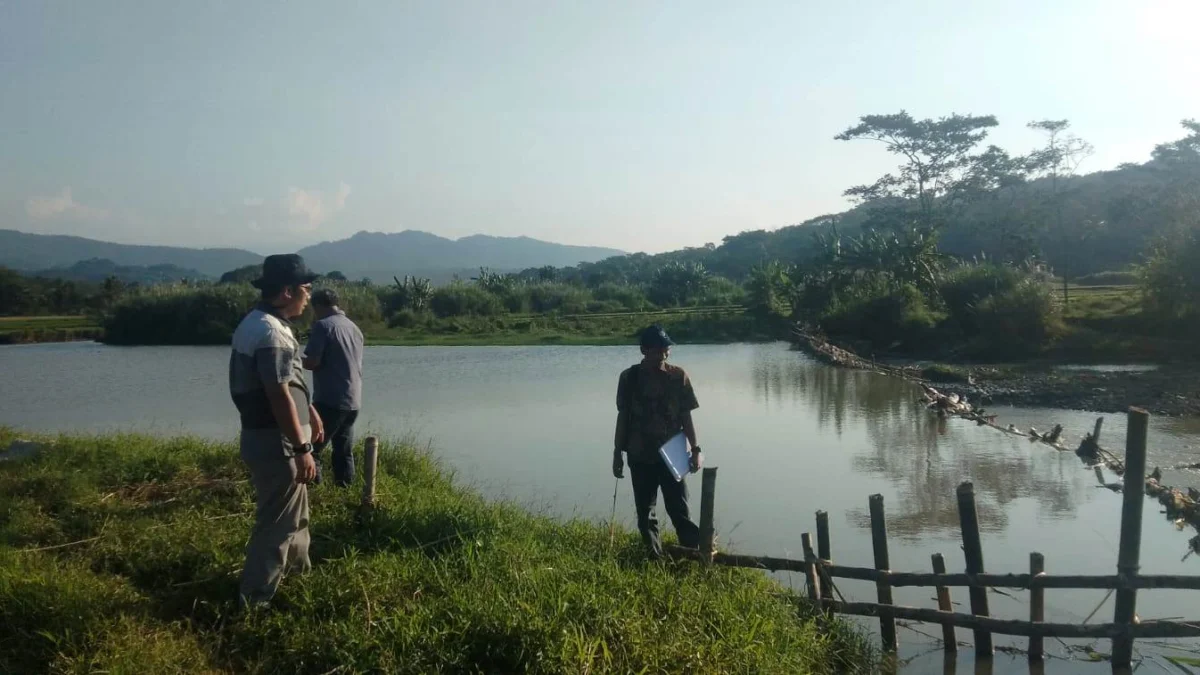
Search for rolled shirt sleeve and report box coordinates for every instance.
[680,372,699,412]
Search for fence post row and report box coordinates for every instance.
[661,411,1200,667]
[1112,408,1150,669]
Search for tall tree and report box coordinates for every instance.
[1027,119,1093,307]
[835,111,1002,234]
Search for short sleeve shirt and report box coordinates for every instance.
[229,305,311,430]
[304,310,364,411]
[616,364,699,464]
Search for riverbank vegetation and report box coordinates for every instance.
[9,115,1199,359]
[0,430,872,673]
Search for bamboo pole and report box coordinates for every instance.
[869,494,897,653]
[932,553,957,652]
[663,545,1200,590]
[815,510,832,599]
[361,436,379,507]
[664,544,1200,590]
[818,567,1200,590]
[666,545,809,572]
[699,467,717,563]
[801,533,821,603]
[956,481,993,656]
[819,601,1200,639]
[1029,552,1045,662]
[1112,408,1150,669]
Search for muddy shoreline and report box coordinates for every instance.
[792,331,1200,417]
[931,365,1200,417]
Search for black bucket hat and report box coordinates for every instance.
[639,324,676,348]
[251,254,321,289]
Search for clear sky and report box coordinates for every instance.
[2,1,1196,254]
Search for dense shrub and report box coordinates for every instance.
[506,283,592,315]
[103,281,382,345]
[103,283,256,345]
[430,284,504,318]
[387,308,433,329]
[1141,229,1200,319]
[648,262,710,306]
[969,280,1063,358]
[591,283,651,311]
[820,284,944,351]
[312,282,384,325]
[697,276,747,307]
[937,263,1026,337]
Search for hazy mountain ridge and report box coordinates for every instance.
[1,229,625,282]
[297,230,624,277]
[0,230,262,277]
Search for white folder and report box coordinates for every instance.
[658,432,692,482]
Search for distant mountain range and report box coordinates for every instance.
[297,231,624,283]
[0,229,624,283]
[0,230,260,277]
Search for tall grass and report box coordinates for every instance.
[102,282,383,345]
[0,429,873,673]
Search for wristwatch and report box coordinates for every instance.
[691,446,702,454]
[295,442,314,455]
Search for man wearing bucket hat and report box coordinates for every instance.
[613,325,703,558]
[229,253,324,606]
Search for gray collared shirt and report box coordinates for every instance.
[229,304,311,430]
[304,309,364,411]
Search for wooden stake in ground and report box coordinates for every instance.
[1112,408,1150,670]
[957,481,993,657]
[361,436,379,507]
[608,478,619,548]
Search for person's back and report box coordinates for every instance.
[303,289,364,487]
[309,310,364,411]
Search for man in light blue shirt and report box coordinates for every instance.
[303,288,364,487]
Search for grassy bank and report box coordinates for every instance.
[1051,284,1196,363]
[91,280,778,347]
[366,310,778,346]
[0,315,102,345]
[0,430,872,673]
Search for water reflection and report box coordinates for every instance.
[753,355,1078,541]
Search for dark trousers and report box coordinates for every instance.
[629,460,700,557]
[312,403,358,487]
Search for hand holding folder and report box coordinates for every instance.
[658,432,695,482]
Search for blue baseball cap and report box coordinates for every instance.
[639,325,676,348]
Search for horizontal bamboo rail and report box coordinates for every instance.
[665,546,1200,590]
[820,601,1200,639]
[678,408,1200,669]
